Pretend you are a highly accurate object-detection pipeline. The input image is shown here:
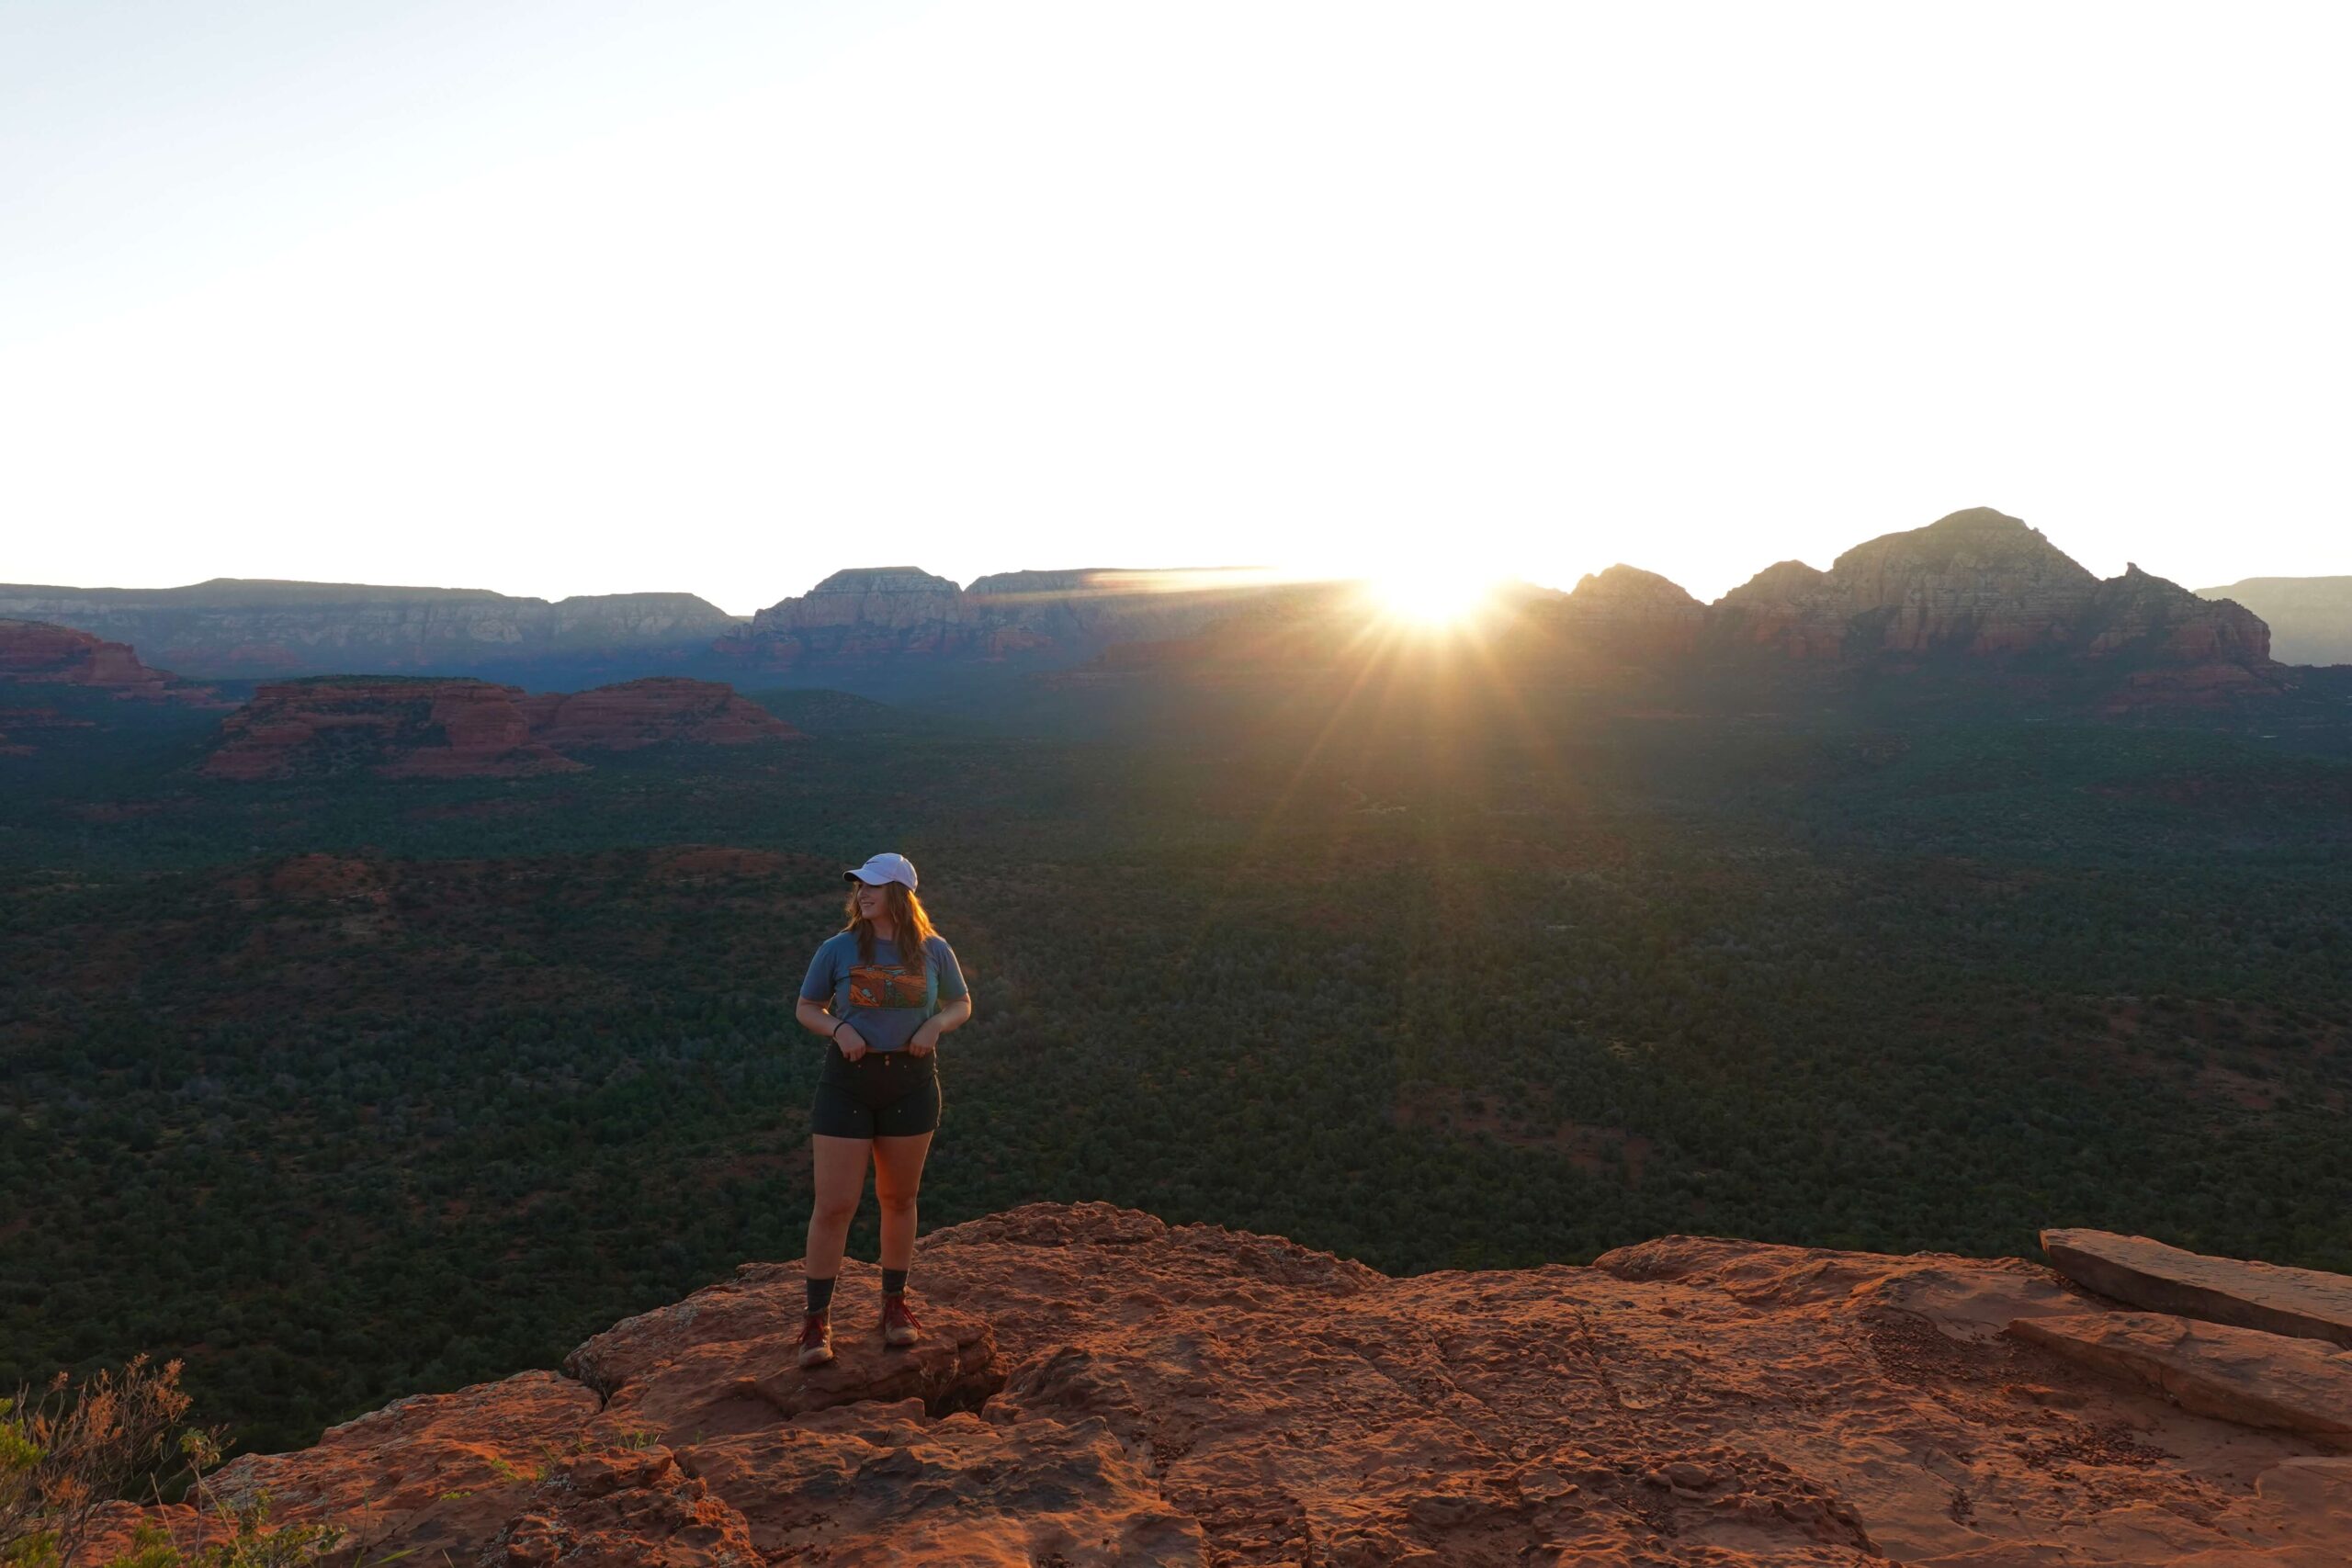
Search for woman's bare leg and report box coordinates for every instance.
[806,1134,872,1285]
[871,1132,934,1272]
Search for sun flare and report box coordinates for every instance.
[1363,568,1501,627]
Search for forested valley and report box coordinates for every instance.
[6,667,2350,1457]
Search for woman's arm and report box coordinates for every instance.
[907,994,972,1056]
[797,997,869,1058]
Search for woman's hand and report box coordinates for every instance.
[906,1023,939,1057]
[833,1025,870,1062]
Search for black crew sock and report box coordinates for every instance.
[881,1268,908,1298]
[806,1275,836,1315]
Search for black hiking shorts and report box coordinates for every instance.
[811,1045,942,1139]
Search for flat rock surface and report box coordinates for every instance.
[2008,1310,2352,1440]
[85,1204,2352,1567]
[2044,1228,2352,1348]
[564,1258,1004,1440]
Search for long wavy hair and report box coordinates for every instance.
[843,880,940,968]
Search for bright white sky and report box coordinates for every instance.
[4,1,2346,614]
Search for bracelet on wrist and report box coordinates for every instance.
[830,1020,847,1041]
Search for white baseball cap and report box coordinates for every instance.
[844,852,918,890]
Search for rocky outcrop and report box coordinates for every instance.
[0,581,741,680]
[82,1203,2352,1567]
[720,568,974,668]
[1827,505,2102,654]
[2042,1228,2352,1348]
[518,679,798,751]
[0,618,212,701]
[1707,509,2280,693]
[202,679,580,781]
[1547,565,1709,659]
[809,510,2277,705]
[2086,565,2270,662]
[2199,577,2352,667]
[203,677,798,781]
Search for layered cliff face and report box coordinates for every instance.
[1825,506,2102,655]
[1548,565,1709,659]
[2198,577,2352,667]
[203,677,799,781]
[725,511,2277,708]
[0,617,214,701]
[0,581,741,679]
[1707,509,2278,692]
[87,1204,2352,1567]
[719,568,1329,670]
[1710,560,1849,658]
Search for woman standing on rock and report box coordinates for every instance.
[791,852,972,1368]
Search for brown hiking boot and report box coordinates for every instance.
[796,1311,834,1369]
[879,1294,921,1348]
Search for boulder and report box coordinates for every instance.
[2041,1228,2352,1348]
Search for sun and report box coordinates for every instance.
[1363,565,1500,627]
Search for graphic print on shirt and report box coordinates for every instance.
[849,964,927,1010]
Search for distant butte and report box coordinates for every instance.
[0,616,211,701]
[0,581,740,680]
[202,676,800,781]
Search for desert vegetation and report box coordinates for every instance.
[4,676,2349,1459]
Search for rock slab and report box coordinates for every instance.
[2008,1309,2352,1440]
[2043,1227,2352,1348]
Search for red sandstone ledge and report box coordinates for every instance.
[84,1206,2352,1567]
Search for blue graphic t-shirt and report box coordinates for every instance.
[800,932,967,1054]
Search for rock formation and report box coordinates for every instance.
[1709,560,1849,659]
[0,618,211,701]
[1546,565,1709,660]
[2198,576,2352,667]
[11,510,2298,704]
[85,1205,2352,1566]
[0,581,741,680]
[1706,508,2278,694]
[2041,1229,2352,1350]
[1825,505,2104,655]
[202,677,799,781]
[519,679,798,751]
[202,679,580,781]
[2008,1311,2352,1441]
[719,568,1333,671]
